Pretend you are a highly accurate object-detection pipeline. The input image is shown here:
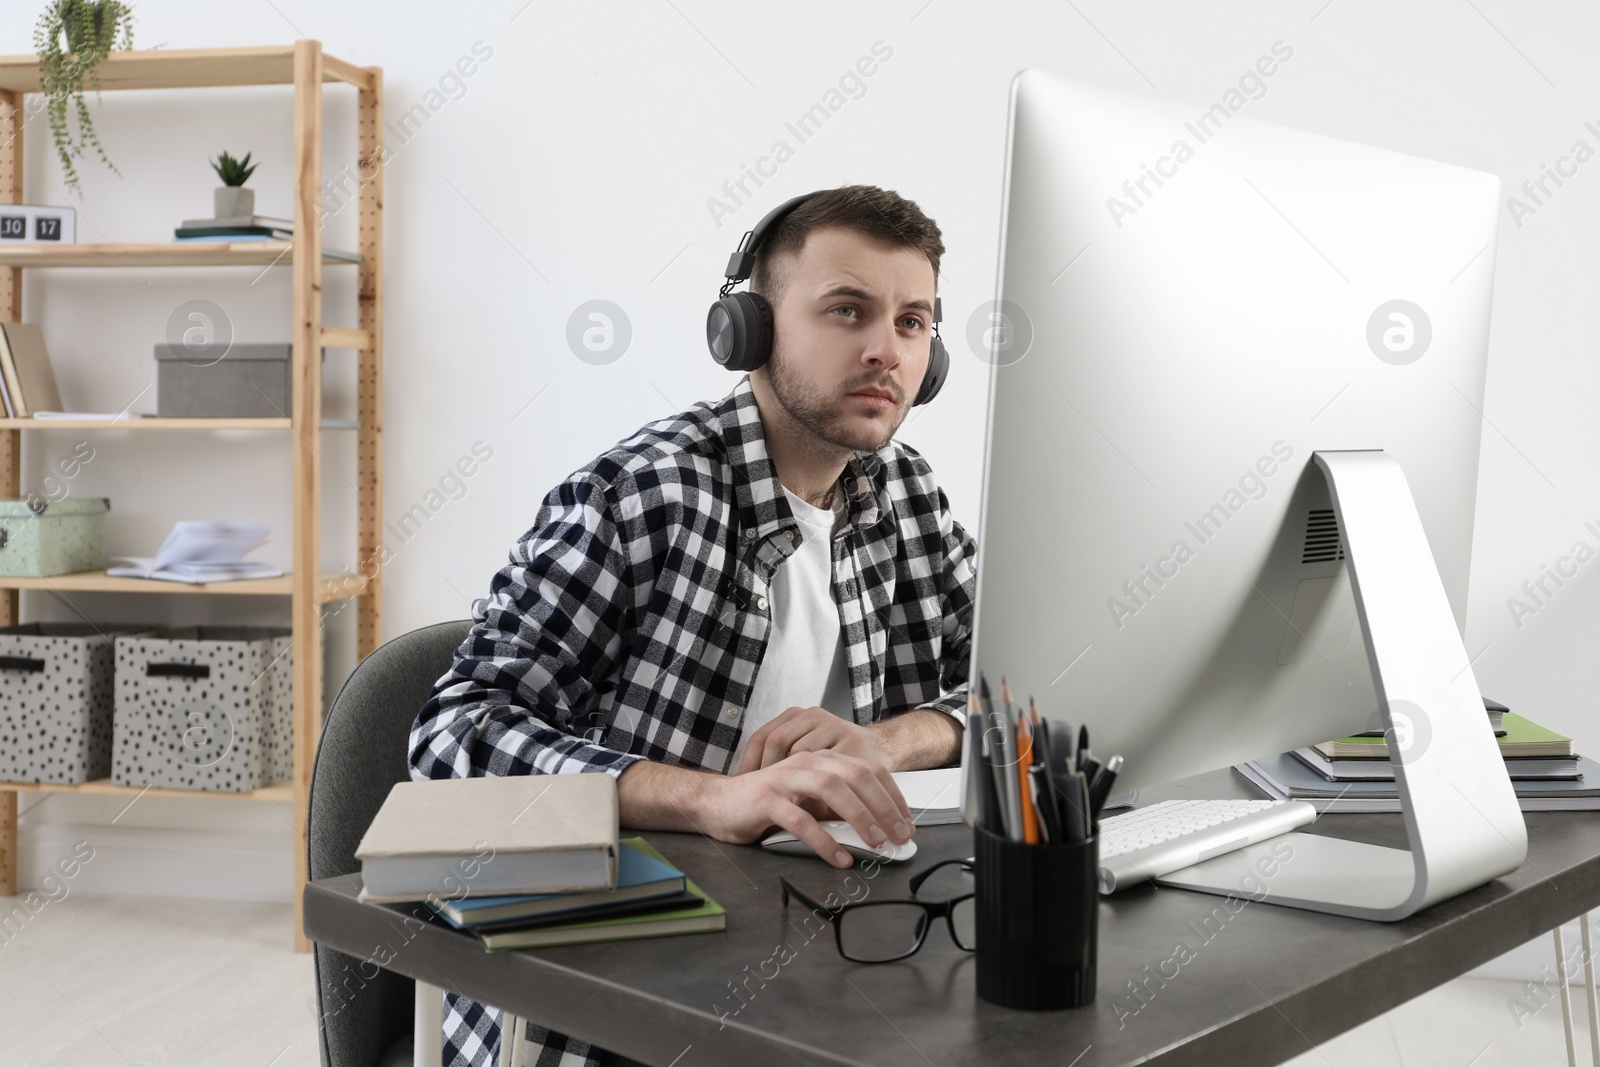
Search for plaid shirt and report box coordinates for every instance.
[411,373,977,1067]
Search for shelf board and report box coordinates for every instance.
[0,242,358,268]
[0,46,371,93]
[0,777,293,801]
[0,417,361,430]
[3,570,369,601]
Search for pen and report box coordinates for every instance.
[1057,718,1076,772]
[1062,770,1088,843]
[1078,725,1101,784]
[1080,773,1094,839]
[1089,754,1123,825]
[1027,764,1055,842]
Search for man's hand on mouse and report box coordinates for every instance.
[735,705,894,775]
[700,749,914,869]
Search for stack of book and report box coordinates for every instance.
[172,214,361,262]
[355,775,726,952]
[174,214,294,242]
[1238,704,1600,812]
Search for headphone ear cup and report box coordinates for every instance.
[913,333,949,406]
[706,292,775,373]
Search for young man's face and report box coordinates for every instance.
[759,225,937,456]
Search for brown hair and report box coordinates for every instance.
[749,184,944,310]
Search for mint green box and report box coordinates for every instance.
[0,498,109,577]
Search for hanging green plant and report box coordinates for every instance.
[33,0,136,196]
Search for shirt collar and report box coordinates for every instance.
[712,374,887,541]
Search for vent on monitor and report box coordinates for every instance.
[1301,508,1346,564]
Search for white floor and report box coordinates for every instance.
[0,892,1591,1067]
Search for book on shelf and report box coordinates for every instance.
[180,214,295,231]
[0,322,64,418]
[1238,751,1600,813]
[356,774,620,903]
[1313,711,1572,760]
[476,839,725,952]
[427,837,686,929]
[174,225,292,240]
[107,520,282,584]
[1289,746,1582,782]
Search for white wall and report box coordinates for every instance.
[5,0,1596,974]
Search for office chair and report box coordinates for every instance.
[307,618,472,1067]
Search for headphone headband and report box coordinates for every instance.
[721,190,827,293]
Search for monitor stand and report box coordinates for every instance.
[1153,450,1527,921]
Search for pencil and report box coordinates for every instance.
[1028,693,1041,727]
[1016,714,1039,843]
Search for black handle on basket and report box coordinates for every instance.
[146,662,210,679]
[0,656,44,672]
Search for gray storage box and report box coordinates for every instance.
[155,342,316,417]
[0,623,144,784]
[111,626,293,792]
[0,497,109,576]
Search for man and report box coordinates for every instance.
[410,185,977,1067]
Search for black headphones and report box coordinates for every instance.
[705,190,949,407]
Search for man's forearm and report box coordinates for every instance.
[871,707,964,771]
[616,759,725,833]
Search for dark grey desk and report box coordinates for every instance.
[303,770,1600,1066]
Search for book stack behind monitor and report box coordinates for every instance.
[354,775,725,951]
[1237,704,1599,813]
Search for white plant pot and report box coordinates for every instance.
[214,186,254,219]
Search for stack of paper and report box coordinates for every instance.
[894,767,964,826]
[107,520,282,583]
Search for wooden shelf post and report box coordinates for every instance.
[356,64,384,659]
[290,38,325,954]
[0,85,22,896]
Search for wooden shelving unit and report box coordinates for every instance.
[0,42,383,952]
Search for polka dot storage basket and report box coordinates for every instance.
[110,626,294,792]
[0,622,146,784]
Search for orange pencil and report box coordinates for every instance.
[1016,713,1040,843]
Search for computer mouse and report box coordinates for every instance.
[760,820,918,863]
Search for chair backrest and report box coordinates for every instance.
[308,619,472,1067]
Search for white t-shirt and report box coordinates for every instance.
[730,483,853,769]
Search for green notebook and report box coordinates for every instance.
[1314,712,1574,760]
[478,839,726,952]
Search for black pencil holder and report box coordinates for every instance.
[974,823,1098,1010]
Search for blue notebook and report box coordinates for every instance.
[428,837,685,928]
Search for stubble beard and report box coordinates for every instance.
[766,342,907,461]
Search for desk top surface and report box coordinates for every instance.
[304,770,1600,1067]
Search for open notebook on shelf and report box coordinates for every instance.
[107,520,281,583]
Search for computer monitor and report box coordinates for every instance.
[969,70,1526,920]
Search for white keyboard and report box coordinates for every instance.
[1097,798,1316,894]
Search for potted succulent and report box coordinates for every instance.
[34,0,135,196]
[210,150,258,218]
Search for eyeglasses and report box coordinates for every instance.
[779,858,976,963]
